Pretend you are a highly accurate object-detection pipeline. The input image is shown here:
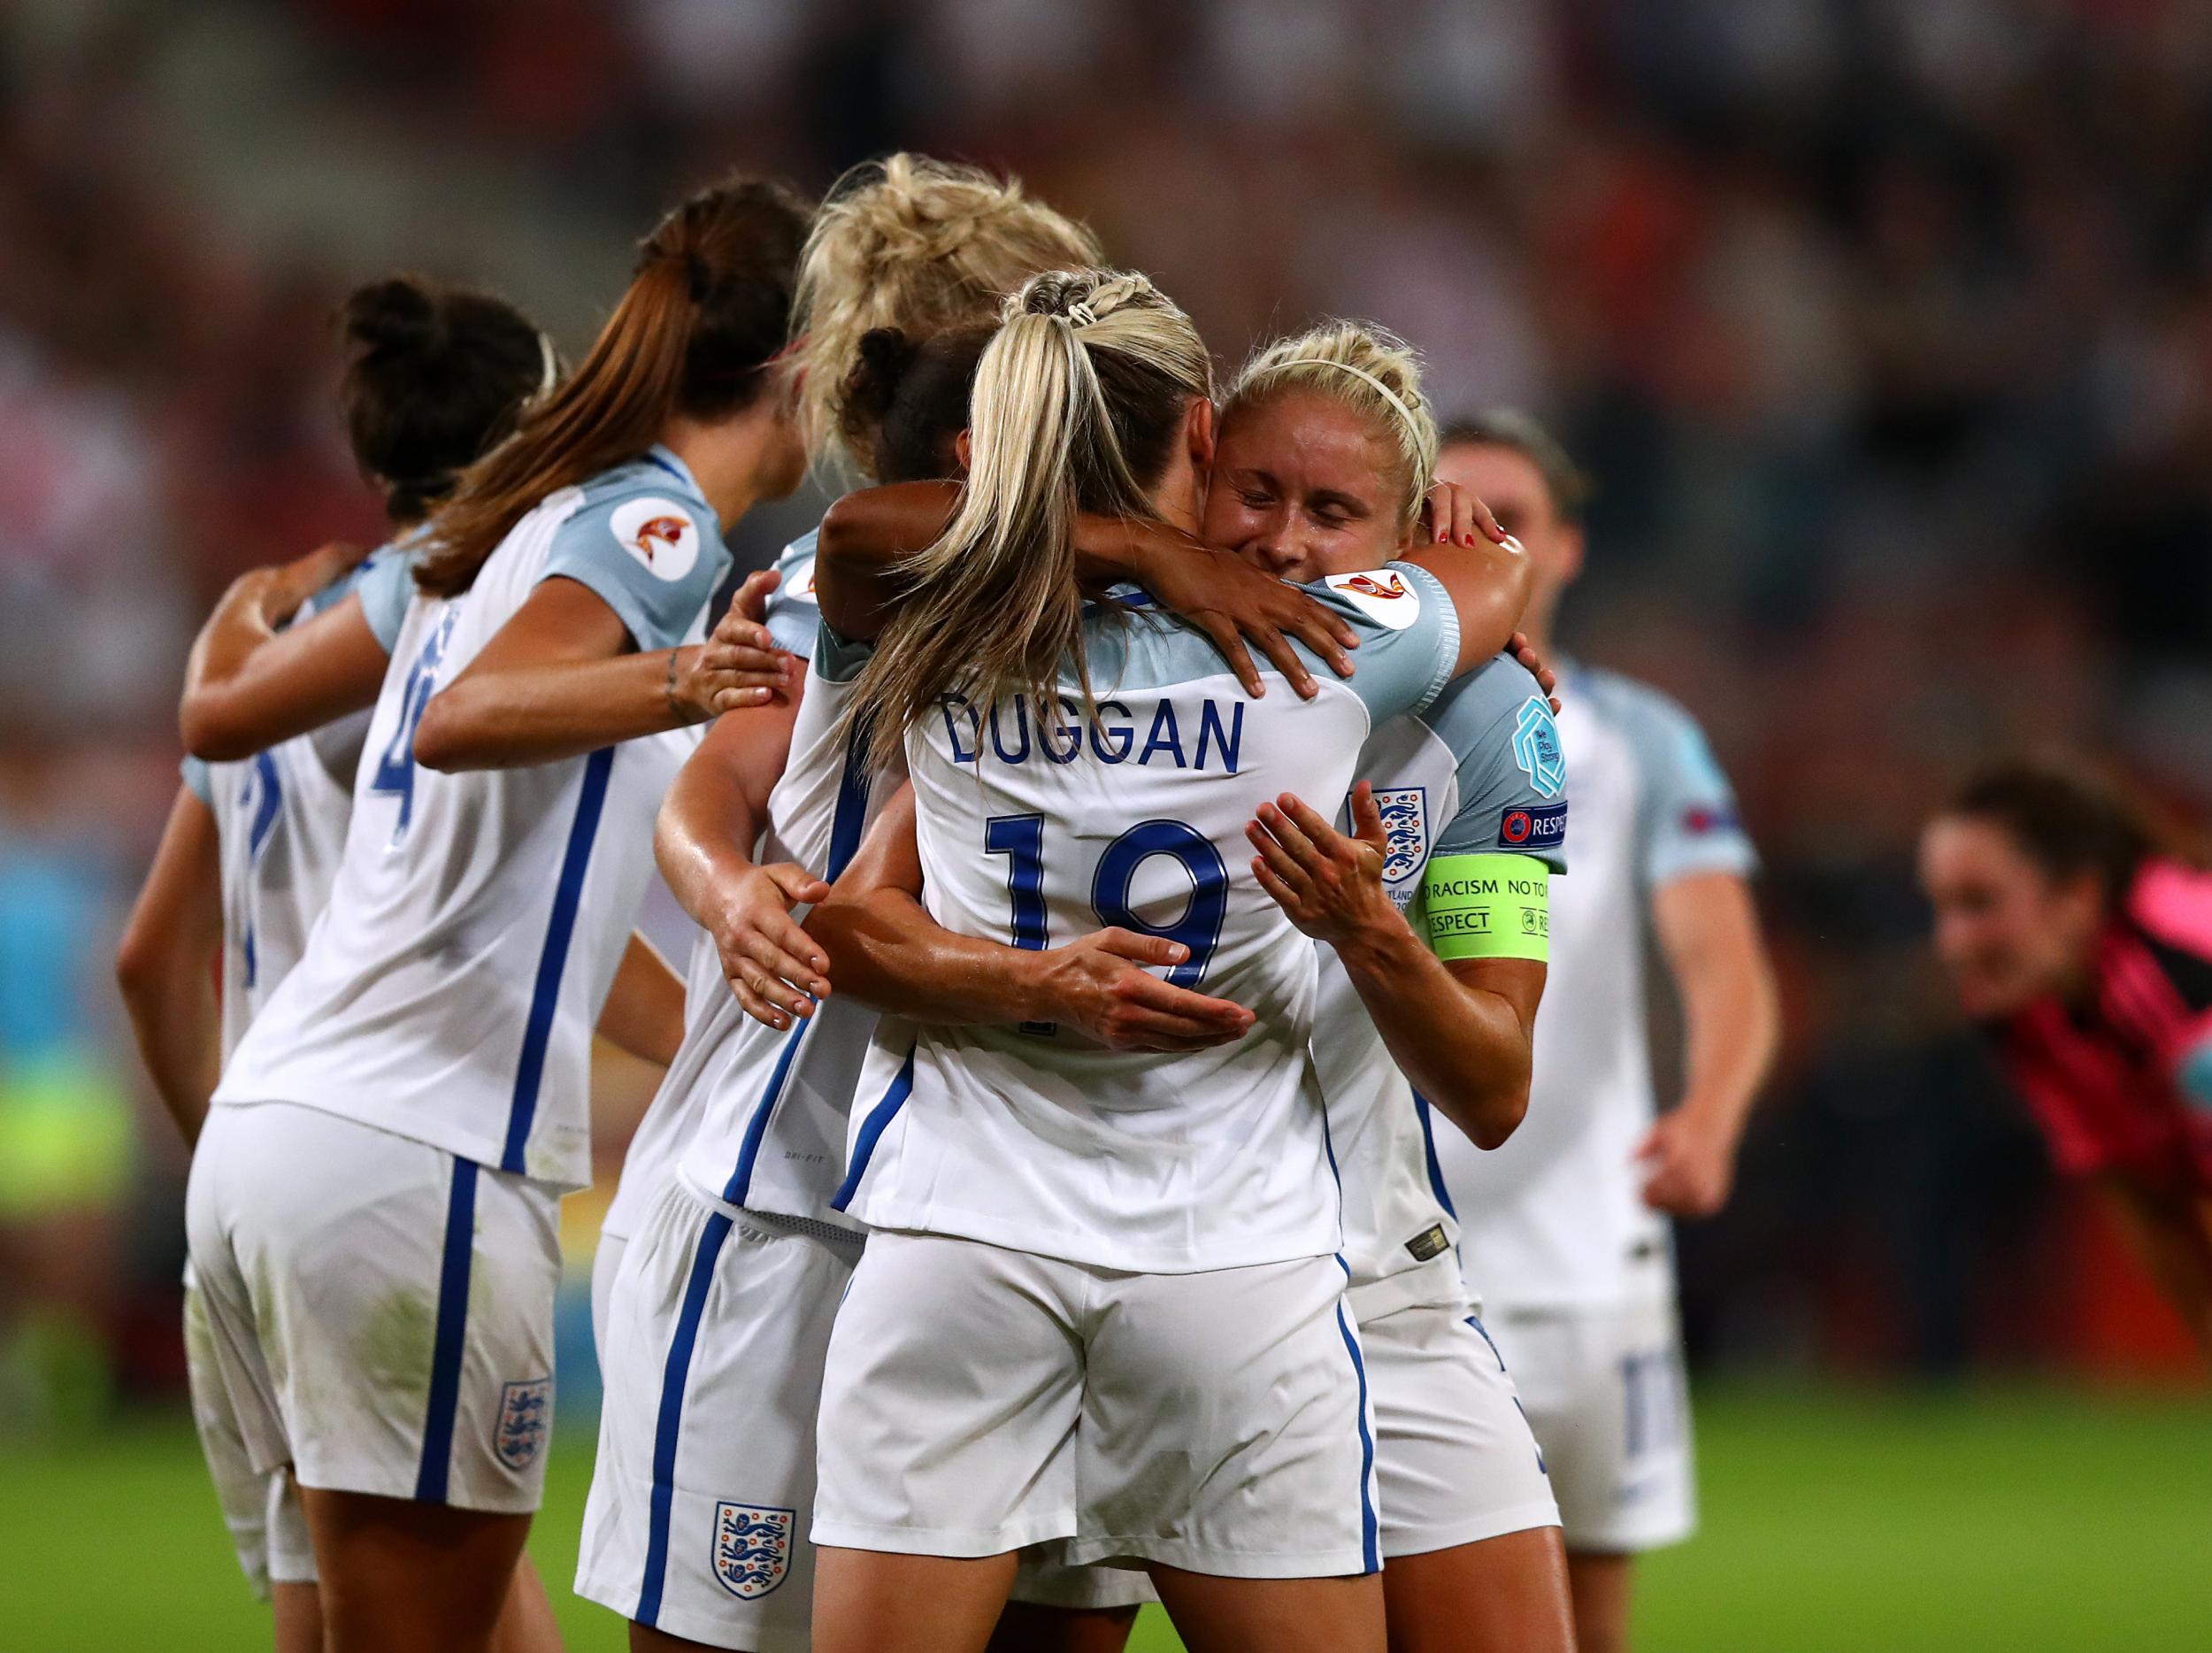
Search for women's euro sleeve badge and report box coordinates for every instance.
[611,496,702,582]
[1323,566,1420,628]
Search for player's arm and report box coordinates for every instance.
[651,692,831,1024]
[594,931,686,1068]
[1394,506,1533,679]
[2098,1175,2212,1357]
[809,481,957,641]
[114,784,224,1147]
[802,785,1256,1052]
[1624,694,1777,1217]
[412,570,795,771]
[1636,871,1781,1217]
[811,483,1358,698]
[1248,783,1544,1149]
[180,542,390,760]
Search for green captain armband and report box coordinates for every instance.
[1419,854,1549,962]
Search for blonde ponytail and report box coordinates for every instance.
[1225,320,1439,530]
[849,269,1212,772]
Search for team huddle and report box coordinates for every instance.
[117,157,1782,1653]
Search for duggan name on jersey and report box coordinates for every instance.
[939,691,1248,773]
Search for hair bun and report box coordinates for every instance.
[843,327,919,427]
[342,276,441,358]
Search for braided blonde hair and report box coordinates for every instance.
[791,154,1101,478]
[1225,320,1439,531]
[849,268,1214,771]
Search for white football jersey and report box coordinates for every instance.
[1436,662,1755,1309]
[670,531,905,1231]
[180,547,413,1057]
[602,533,849,1243]
[1321,654,1567,1319]
[215,447,732,1190]
[834,564,1466,1272]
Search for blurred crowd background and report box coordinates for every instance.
[4,0,2208,1433]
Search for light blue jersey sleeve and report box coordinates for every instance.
[1422,656,1569,870]
[349,545,419,654]
[762,528,823,656]
[180,754,213,808]
[1298,561,1461,723]
[1595,673,1755,889]
[542,484,728,652]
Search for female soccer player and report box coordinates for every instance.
[128,273,554,1145]
[587,152,1106,1341]
[582,160,1343,1653]
[1426,412,1778,1653]
[181,175,812,1652]
[807,321,1575,1653]
[800,269,1528,1653]
[119,272,563,1652]
[578,326,988,1653]
[1920,758,2212,1353]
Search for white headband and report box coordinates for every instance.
[535,332,561,397]
[1250,356,1425,450]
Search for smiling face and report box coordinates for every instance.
[1918,814,2104,1019]
[1201,388,1414,582]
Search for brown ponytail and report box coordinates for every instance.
[416,174,810,596]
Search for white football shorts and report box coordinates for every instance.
[1485,1299,1696,1553]
[578,1183,859,1651]
[590,1230,626,1374]
[183,1101,560,1513]
[1363,1299,1559,1557]
[181,1260,315,1595]
[579,1184,1144,1647]
[814,1231,1380,1579]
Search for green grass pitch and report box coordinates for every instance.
[4,1387,2204,1650]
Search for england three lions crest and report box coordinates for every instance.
[1371,788,1429,896]
[713,1502,795,1600]
[494,1377,551,1471]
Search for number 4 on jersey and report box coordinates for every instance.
[371,611,456,846]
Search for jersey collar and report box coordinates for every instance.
[643,442,709,504]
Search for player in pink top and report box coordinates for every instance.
[1920,758,2212,1354]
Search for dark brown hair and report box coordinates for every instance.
[1948,757,2158,906]
[416,175,811,596]
[339,276,548,526]
[1439,407,1594,526]
[838,324,992,485]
